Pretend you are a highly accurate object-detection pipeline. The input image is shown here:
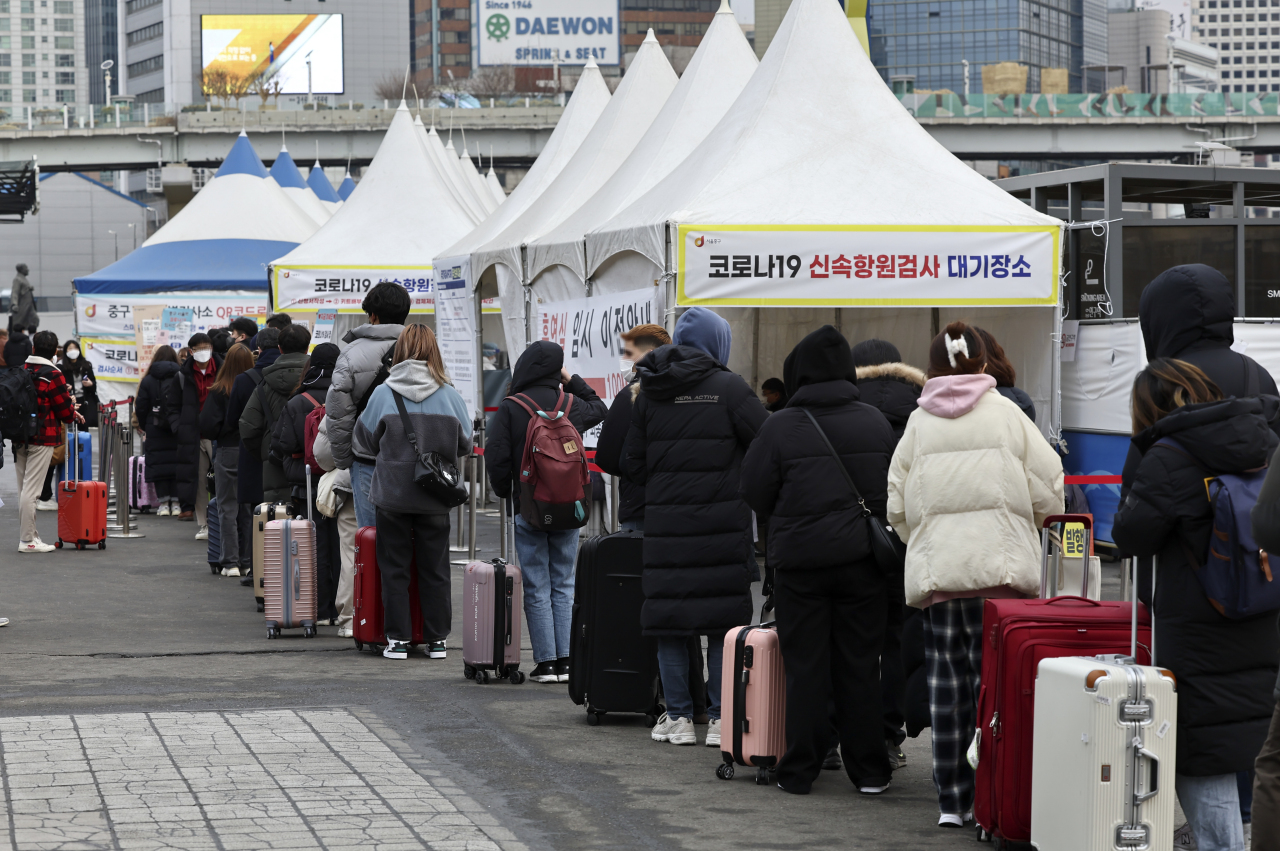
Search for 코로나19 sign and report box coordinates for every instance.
[677,225,1060,307]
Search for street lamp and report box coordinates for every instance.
[100,59,113,106]
[305,52,313,107]
[128,222,136,251]
[107,229,118,261]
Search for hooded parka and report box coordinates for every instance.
[854,362,925,443]
[1112,397,1280,776]
[166,352,223,506]
[226,348,277,505]
[270,344,339,487]
[239,351,308,504]
[485,340,607,514]
[136,360,180,483]
[325,323,404,470]
[625,309,769,636]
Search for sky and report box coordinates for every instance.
[733,0,754,26]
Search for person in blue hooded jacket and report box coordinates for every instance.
[625,307,770,749]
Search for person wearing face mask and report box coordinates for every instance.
[58,339,97,428]
[165,332,223,537]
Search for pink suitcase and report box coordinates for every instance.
[263,469,317,639]
[129,455,158,512]
[717,624,787,783]
[462,559,525,684]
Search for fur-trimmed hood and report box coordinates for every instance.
[855,362,926,388]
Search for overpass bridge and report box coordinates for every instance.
[8,91,1280,173]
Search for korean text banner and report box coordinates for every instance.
[537,287,659,447]
[436,279,478,422]
[677,225,1060,307]
[273,267,434,314]
[201,14,344,95]
[82,337,141,383]
[478,0,620,66]
[75,293,268,338]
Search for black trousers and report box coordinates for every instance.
[377,508,451,644]
[775,561,890,792]
[882,568,907,746]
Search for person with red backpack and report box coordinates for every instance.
[271,342,341,622]
[486,340,608,683]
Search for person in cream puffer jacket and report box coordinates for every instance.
[886,321,1063,828]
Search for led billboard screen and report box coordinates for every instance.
[201,14,344,95]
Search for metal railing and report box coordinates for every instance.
[98,397,144,539]
[898,90,1280,120]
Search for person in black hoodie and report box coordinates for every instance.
[271,343,341,620]
[135,346,181,514]
[1249,451,1280,850]
[225,327,278,587]
[486,340,607,684]
[626,307,769,749]
[166,332,223,532]
[201,343,254,576]
[851,337,927,769]
[741,325,897,795]
[1112,358,1280,851]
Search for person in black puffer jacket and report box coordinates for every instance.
[626,307,769,748]
[271,343,340,620]
[201,343,254,576]
[1112,358,1280,851]
[1249,449,1280,849]
[135,346,181,514]
[741,325,896,795]
[851,337,926,767]
[166,333,223,528]
[486,339,607,684]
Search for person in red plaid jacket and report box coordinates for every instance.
[17,330,82,553]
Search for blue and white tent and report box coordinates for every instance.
[307,161,342,217]
[337,171,357,201]
[270,146,332,226]
[75,132,320,294]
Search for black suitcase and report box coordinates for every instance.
[568,530,663,726]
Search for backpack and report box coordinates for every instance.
[507,389,590,531]
[354,347,394,416]
[0,365,37,443]
[1155,437,1280,619]
[300,392,326,476]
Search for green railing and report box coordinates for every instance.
[898,91,1280,119]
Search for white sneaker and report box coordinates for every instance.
[705,718,721,748]
[0,617,9,627]
[220,566,241,577]
[35,498,57,511]
[938,814,964,828]
[156,503,171,517]
[337,626,353,639]
[383,640,409,660]
[650,713,696,745]
[195,526,208,540]
[858,782,890,795]
[17,540,55,554]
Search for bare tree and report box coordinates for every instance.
[374,69,435,103]
[464,65,515,97]
[249,71,284,107]
[226,72,252,109]
[201,67,229,106]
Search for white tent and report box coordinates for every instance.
[586,0,1064,434]
[446,136,496,217]
[529,1,757,296]
[432,59,613,352]
[269,146,332,227]
[307,161,343,217]
[485,167,506,206]
[418,118,487,224]
[270,102,478,315]
[475,31,678,359]
[457,135,498,215]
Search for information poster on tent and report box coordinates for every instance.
[536,287,659,447]
[82,337,142,383]
[75,293,269,338]
[436,279,478,421]
[677,225,1060,306]
[273,267,435,314]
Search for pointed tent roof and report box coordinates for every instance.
[338,171,357,200]
[271,102,478,285]
[590,0,1057,273]
[307,161,341,203]
[270,146,332,225]
[418,119,486,223]
[485,167,506,206]
[531,2,757,283]
[474,32,678,285]
[458,140,497,215]
[435,59,612,270]
[446,135,495,217]
[75,132,319,293]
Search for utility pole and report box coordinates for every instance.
[962,59,970,96]
[306,52,313,106]
[108,230,118,261]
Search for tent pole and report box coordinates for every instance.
[750,308,760,395]
[930,307,940,338]
[663,222,676,335]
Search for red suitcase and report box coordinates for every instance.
[351,526,423,651]
[973,515,1152,845]
[56,423,107,550]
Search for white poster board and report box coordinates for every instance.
[436,278,478,422]
[75,292,269,338]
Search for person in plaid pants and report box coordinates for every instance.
[16,330,81,553]
[923,597,986,816]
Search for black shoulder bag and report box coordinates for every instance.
[392,389,469,507]
[800,408,906,574]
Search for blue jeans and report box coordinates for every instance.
[657,634,725,722]
[513,515,577,663]
[351,460,376,529]
[620,519,643,532]
[1177,772,1245,851]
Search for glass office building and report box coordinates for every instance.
[869,0,1108,93]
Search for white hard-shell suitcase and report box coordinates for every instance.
[1030,558,1178,851]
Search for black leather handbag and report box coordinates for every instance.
[393,390,469,507]
[800,408,907,573]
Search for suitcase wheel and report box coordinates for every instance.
[76,542,84,550]
[303,627,316,638]
[509,670,525,685]
[715,763,734,781]
[976,827,991,843]
[267,627,279,639]
[586,711,602,726]
[355,641,364,651]
[209,564,220,575]
[256,603,265,613]
[754,767,770,786]
[475,670,489,684]
[97,541,105,550]
[54,540,62,549]
[643,714,658,728]
[463,664,476,680]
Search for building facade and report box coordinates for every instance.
[867,0,1108,94]
[83,0,113,103]
[410,0,472,83]
[0,0,90,116]
[120,0,408,107]
[1192,0,1280,92]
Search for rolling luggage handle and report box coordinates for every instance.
[1040,514,1093,599]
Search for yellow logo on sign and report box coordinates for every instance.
[1064,522,1086,558]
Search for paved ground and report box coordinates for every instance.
[0,443,1127,851]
